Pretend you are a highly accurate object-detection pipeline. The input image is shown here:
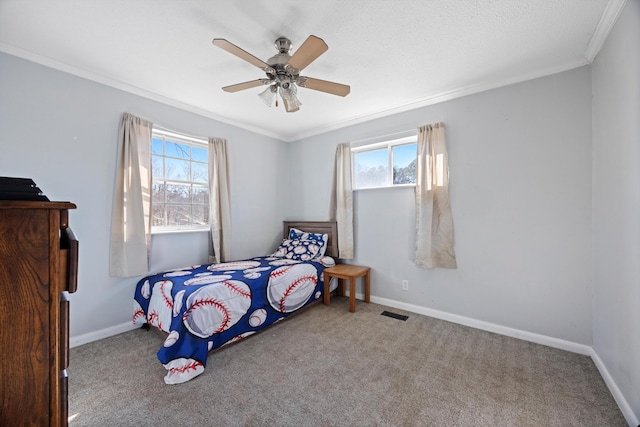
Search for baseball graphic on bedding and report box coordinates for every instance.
[267,263,318,313]
[182,280,252,338]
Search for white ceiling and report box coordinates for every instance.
[0,0,623,142]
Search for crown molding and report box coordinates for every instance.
[0,36,600,144]
[0,42,283,142]
[585,0,627,63]
[284,58,589,142]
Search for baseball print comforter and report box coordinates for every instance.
[133,255,336,384]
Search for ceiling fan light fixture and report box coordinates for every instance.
[258,85,277,106]
[279,82,297,99]
[288,95,302,111]
[213,35,350,112]
[280,85,302,111]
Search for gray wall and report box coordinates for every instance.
[288,67,593,346]
[0,52,289,338]
[2,16,638,419]
[592,0,640,423]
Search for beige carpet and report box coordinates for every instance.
[68,297,626,426]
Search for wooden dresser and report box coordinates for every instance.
[0,201,78,426]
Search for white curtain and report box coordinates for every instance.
[415,122,457,269]
[109,113,153,277]
[335,143,354,259]
[208,137,231,263]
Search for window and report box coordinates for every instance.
[352,136,417,189]
[151,129,209,231]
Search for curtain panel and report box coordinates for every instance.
[208,137,232,263]
[335,143,354,259]
[109,113,153,277]
[415,122,457,269]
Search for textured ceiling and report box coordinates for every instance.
[0,0,621,141]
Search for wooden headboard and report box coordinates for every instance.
[283,221,338,259]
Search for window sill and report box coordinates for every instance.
[151,227,210,235]
[354,184,415,192]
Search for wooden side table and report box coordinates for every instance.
[323,264,371,312]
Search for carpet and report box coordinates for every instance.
[68,297,626,426]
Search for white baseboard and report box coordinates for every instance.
[359,293,638,425]
[363,294,591,355]
[70,322,140,348]
[73,294,638,425]
[590,348,639,427]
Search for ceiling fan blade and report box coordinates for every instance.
[297,77,350,97]
[282,98,300,113]
[287,35,328,71]
[212,38,272,71]
[222,79,270,93]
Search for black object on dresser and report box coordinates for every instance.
[0,176,50,201]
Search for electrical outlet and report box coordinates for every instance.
[402,280,409,291]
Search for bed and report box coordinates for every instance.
[133,220,339,384]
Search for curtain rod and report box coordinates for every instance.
[348,128,417,146]
[153,125,208,144]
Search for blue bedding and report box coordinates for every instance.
[133,255,335,384]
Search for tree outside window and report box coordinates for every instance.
[353,137,417,189]
[151,131,209,231]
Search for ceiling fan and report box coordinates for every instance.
[212,35,350,113]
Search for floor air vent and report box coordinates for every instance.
[381,311,408,321]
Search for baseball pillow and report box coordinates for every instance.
[288,228,328,257]
[272,239,322,261]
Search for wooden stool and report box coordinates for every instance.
[323,264,371,312]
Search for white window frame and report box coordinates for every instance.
[351,135,417,190]
[151,128,210,233]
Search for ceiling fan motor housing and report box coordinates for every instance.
[213,34,349,112]
[267,40,299,90]
[274,37,293,54]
